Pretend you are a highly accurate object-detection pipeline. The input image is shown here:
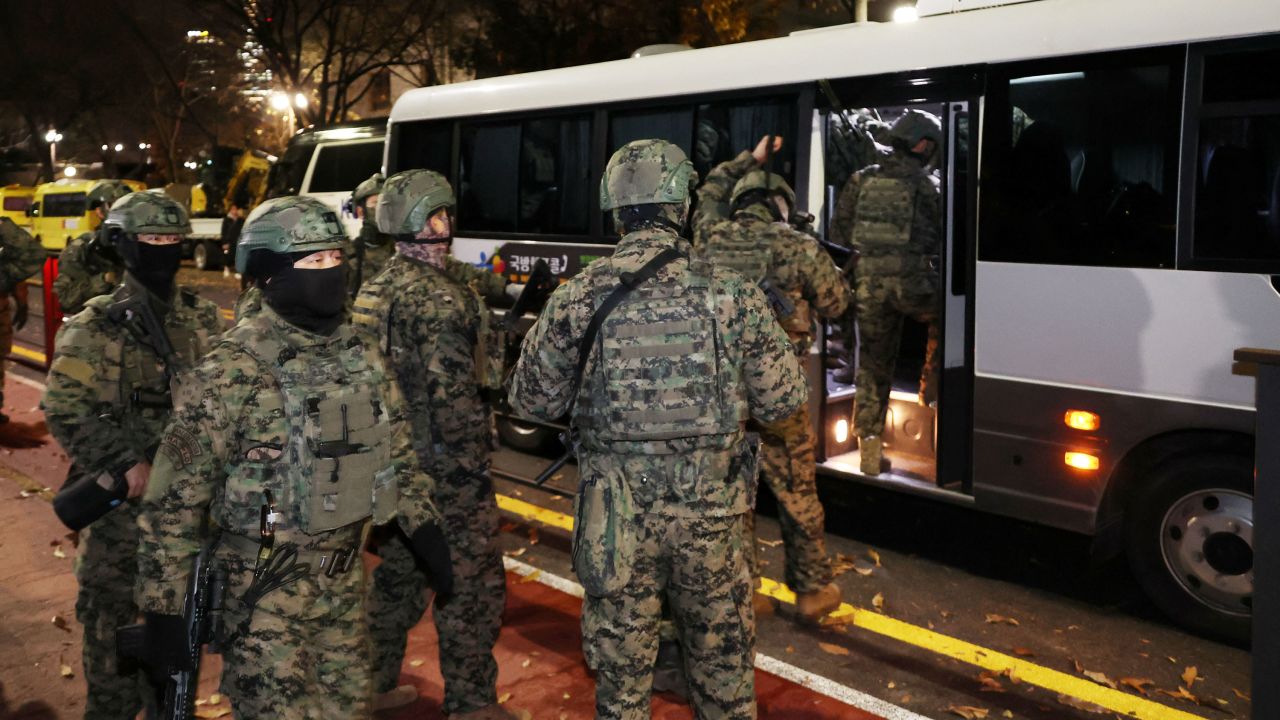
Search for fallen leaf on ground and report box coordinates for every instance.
[946,704,989,719]
[1181,666,1198,688]
[758,539,784,548]
[53,547,66,559]
[60,664,74,678]
[852,561,876,576]
[1012,647,1035,657]
[527,528,539,545]
[977,671,1005,693]
[1055,694,1109,714]
[867,549,882,567]
[519,570,542,583]
[1167,656,1178,664]
[818,642,850,657]
[498,692,512,704]
[1081,669,1118,689]
[549,494,564,501]
[887,681,895,689]
[1002,712,1013,719]
[562,692,571,700]
[872,593,884,611]
[508,548,527,558]
[521,658,532,668]
[940,610,954,619]
[1156,686,1198,704]
[194,708,231,719]
[785,646,794,654]
[210,693,222,704]
[409,659,425,667]
[512,489,523,497]
[985,613,1019,626]
[1119,677,1154,696]
[51,615,71,632]
[1232,689,1250,701]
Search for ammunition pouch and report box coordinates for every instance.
[221,533,361,578]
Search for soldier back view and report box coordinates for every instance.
[831,109,943,475]
[693,135,851,622]
[511,139,807,719]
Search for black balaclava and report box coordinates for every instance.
[251,250,349,335]
[119,236,182,299]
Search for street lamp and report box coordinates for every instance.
[45,128,63,170]
[64,166,77,177]
[114,143,124,152]
[293,93,309,110]
[270,92,290,111]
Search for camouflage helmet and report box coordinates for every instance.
[103,190,192,237]
[889,109,942,148]
[236,195,346,273]
[600,139,698,211]
[376,169,454,236]
[730,170,796,211]
[86,180,133,212]
[351,172,385,207]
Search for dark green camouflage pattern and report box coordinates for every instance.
[599,140,698,210]
[376,170,455,236]
[354,251,508,714]
[54,229,123,315]
[235,196,346,273]
[103,190,191,236]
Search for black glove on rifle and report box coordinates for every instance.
[409,522,454,598]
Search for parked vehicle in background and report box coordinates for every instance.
[186,148,274,270]
[265,118,386,238]
[0,185,35,228]
[27,179,146,251]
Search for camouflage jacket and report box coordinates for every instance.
[353,253,505,476]
[830,151,942,264]
[135,305,441,615]
[347,231,395,295]
[0,217,45,295]
[53,229,124,315]
[509,228,806,514]
[693,153,850,348]
[44,274,223,477]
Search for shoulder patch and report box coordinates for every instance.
[159,425,202,468]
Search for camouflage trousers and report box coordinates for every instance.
[367,467,505,714]
[218,547,372,720]
[0,294,10,411]
[853,267,939,438]
[74,497,152,720]
[748,403,832,593]
[582,512,756,720]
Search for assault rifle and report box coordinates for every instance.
[504,258,557,334]
[117,542,226,720]
[758,278,795,319]
[106,294,179,384]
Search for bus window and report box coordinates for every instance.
[395,120,452,178]
[1190,45,1280,264]
[609,106,694,159]
[693,97,798,186]
[308,141,384,194]
[3,196,31,214]
[979,51,1181,269]
[43,193,87,217]
[520,116,591,234]
[459,122,521,233]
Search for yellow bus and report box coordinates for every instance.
[28,179,146,251]
[0,185,35,228]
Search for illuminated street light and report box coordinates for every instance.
[45,129,63,170]
[294,93,309,109]
[270,92,290,111]
[114,143,124,152]
[44,129,63,143]
[892,5,919,22]
[102,144,109,151]
[64,166,77,177]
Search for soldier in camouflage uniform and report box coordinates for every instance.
[0,218,44,423]
[134,196,452,720]
[347,173,394,296]
[53,180,131,316]
[511,139,806,720]
[830,109,943,475]
[693,135,851,622]
[43,191,223,720]
[353,170,525,719]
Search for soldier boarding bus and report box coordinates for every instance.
[384,0,1280,643]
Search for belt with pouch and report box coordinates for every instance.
[221,532,361,578]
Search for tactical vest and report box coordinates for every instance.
[220,319,397,540]
[577,257,748,444]
[700,221,812,339]
[852,175,917,257]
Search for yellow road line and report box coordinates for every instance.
[9,344,47,365]
[494,490,1207,720]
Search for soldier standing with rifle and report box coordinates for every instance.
[133,196,452,719]
[0,218,44,424]
[43,191,223,720]
[694,135,851,623]
[53,180,131,316]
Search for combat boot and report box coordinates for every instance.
[859,436,889,475]
[651,639,690,702]
[795,582,843,623]
[449,704,532,720]
[753,589,776,618]
[373,684,418,712]
[832,365,855,385]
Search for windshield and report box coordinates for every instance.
[43,192,87,217]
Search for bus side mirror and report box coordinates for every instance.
[27,202,39,218]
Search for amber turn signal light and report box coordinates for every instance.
[1065,452,1100,471]
[1064,410,1100,432]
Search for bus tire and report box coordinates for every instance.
[1125,453,1252,644]
[193,240,223,271]
[496,415,558,454]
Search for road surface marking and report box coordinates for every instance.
[495,491,1207,720]
[503,555,933,720]
[9,344,46,365]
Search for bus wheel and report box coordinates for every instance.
[192,240,223,271]
[1126,453,1252,644]
[496,415,558,454]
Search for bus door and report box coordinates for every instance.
[816,70,980,496]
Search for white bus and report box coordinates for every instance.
[386,0,1280,642]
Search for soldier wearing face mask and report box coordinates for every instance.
[44,191,223,720]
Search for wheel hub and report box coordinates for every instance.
[1161,489,1253,615]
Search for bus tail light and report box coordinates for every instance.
[834,418,850,444]
[1065,452,1100,471]
[1064,410,1100,431]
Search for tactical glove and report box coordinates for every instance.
[142,612,191,687]
[13,301,27,330]
[409,522,454,598]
